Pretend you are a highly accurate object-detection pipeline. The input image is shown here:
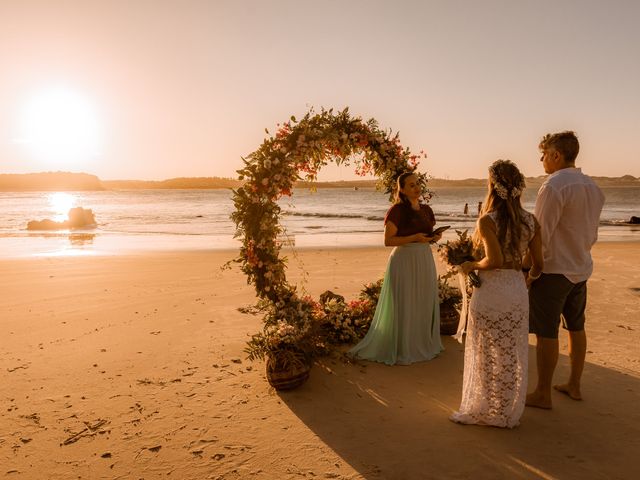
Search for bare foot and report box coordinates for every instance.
[553,384,582,401]
[525,391,552,409]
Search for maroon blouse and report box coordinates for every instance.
[384,203,436,237]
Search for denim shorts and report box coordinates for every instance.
[529,273,587,339]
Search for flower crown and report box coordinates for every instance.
[489,160,525,200]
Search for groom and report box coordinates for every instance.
[526,131,605,409]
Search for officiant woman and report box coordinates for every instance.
[350,172,444,365]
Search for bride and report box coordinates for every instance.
[450,160,543,428]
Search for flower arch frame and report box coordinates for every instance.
[230,107,430,361]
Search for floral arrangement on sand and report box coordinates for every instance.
[438,274,463,311]
[242,290,324,366]
[242,280,383,367]
[318,279,383,344]
[437,274,464,335]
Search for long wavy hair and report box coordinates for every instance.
[473,160,530,267]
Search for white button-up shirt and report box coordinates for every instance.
[534,168,605,284]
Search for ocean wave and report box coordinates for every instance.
[282,210,384,221]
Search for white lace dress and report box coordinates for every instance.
[450,211,535,428]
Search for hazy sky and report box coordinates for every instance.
[1,0,639,180]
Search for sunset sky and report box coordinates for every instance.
[1,0,639,181]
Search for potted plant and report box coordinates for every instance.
[243,290,321,391]
[438,274,463,336]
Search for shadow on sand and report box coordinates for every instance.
[280,336,640,479]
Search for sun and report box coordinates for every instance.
[18,86,104,171]
[48,192,76,222]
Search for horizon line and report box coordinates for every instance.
[2,171,639,183]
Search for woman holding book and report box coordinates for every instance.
[349,172,445,365]
[450,160,543,428]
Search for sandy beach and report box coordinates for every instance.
[1,243,639,479]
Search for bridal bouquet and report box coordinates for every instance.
[437,229,481,342]
[438,229,481,288]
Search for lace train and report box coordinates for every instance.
[450,269,529,428]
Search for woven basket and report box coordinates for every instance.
[440,303,460,336]
[266,353,311,391]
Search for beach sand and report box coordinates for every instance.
[1,243,639,479]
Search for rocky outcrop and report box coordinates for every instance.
[27,207,97,230]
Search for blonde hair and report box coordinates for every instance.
[539,131,580,164]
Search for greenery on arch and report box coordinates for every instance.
[230,107,431,362]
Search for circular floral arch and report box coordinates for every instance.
[232,107,429,303]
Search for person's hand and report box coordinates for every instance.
[412,233,431,243]
[460,261,476,274]
[525,272,541,288]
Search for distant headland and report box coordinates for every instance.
[0,171,638,191]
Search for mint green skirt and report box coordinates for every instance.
[349,243,443,365]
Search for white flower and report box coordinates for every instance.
[261,178,269,186]
[494,183,509,200]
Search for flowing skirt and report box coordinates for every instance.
[349,243,443,365]
[450,269,529,428]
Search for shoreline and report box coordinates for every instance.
[1,227,639,259]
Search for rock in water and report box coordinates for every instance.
[27,207,97,230]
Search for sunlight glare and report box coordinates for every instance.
[48,192,76,221]
[18,87,104,170]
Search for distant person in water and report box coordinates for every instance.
[477,201,483,215]
[464,203,469,215]
[526,131,605,410]
[349,172,444,365]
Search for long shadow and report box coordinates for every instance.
[280,337,640,479]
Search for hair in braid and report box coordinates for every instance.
[473,160,530,267]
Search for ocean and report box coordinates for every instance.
[0,186,639,257]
